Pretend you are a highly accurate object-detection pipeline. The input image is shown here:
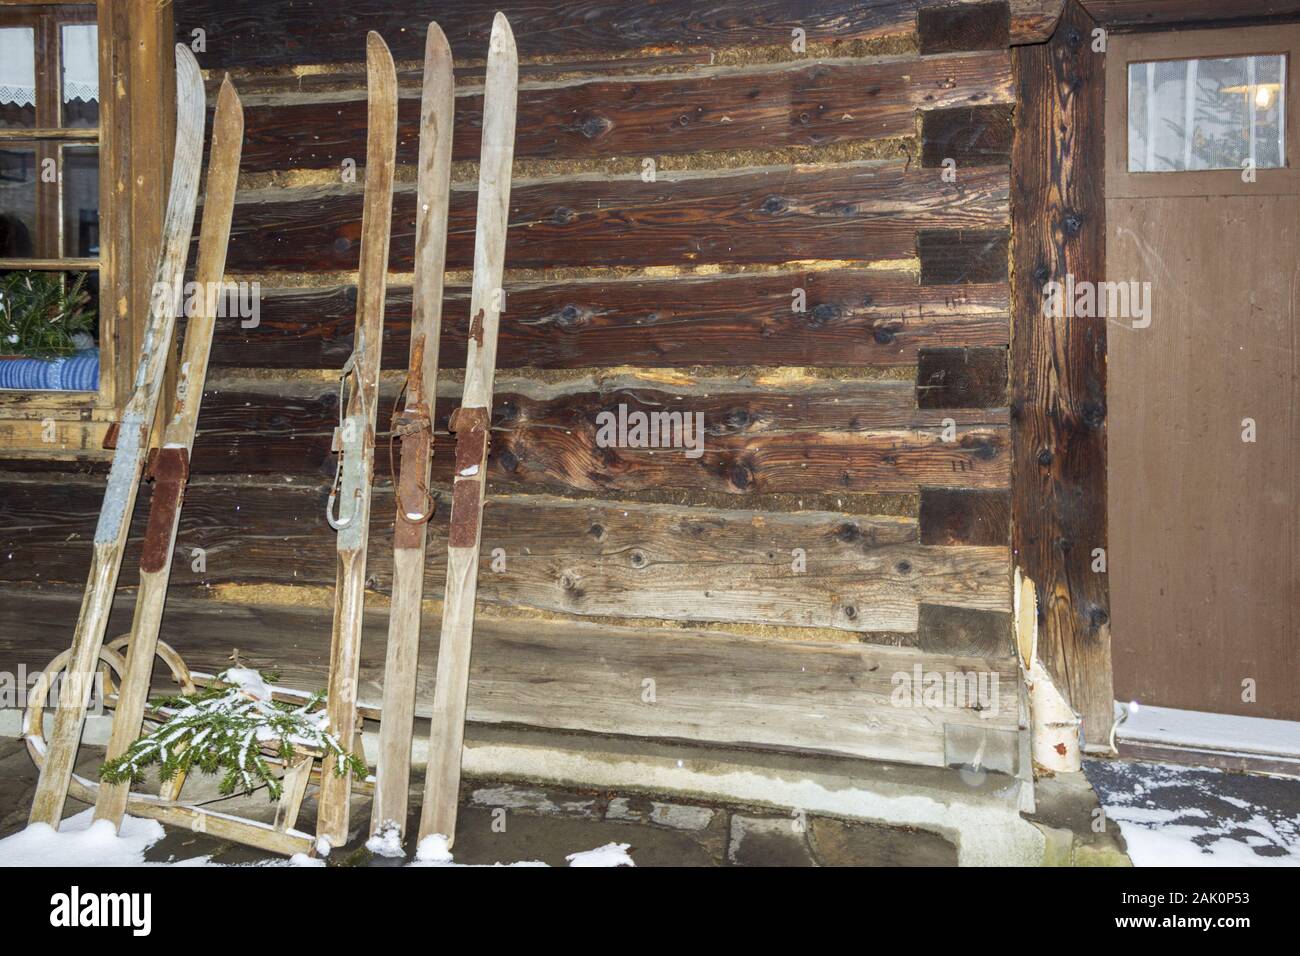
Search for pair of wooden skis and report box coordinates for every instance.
[317,15,518,850]
[28,48,245,830]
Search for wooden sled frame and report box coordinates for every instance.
[23,637,374,857]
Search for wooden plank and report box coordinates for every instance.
[0,479,1011,634]
[0,588,1023,769]
[204,273,1010,371]
[918,228,1010,284]
[920,105,1013,168]
[918,2,1011,54]
[919,488,1010,546]
[1081,0,1300,28]
[1010,1,1113,743]
[916,346,1008,408]
[217,162,1010,272]
[235,52,1014,172]
[176,0,928,68]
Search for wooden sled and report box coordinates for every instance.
[24,637,373,857]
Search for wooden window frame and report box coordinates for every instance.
[0,0,174,458]
[1107,25,1300,199]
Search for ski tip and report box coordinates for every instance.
[366,30,395,70]
[425,21,451,65]
[216,73,243,117]
[174,43,202,87]
[490,12,516,54]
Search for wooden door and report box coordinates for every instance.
[1106,26,1299,721]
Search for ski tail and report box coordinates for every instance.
[418,12,517,850]
[29,45,208,829]
[93,74,244,830]
[371,21,454,842]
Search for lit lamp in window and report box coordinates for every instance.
[1221,81,1282,110]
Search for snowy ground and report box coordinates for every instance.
[1085,759,1300,866]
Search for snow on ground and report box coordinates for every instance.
[0,809,165,866]
[1085,760,1300,866]
[0,811,635,867]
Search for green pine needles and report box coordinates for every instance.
[99,668,367,801]
[0,270,97,358]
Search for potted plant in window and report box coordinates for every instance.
[0,270,98,391]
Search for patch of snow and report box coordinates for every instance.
[414,833,454,864]
[0,809,164,867]
[288,853,325,867]
[565,842,635,867]
[223,667,272,702]
[366,821,406,858]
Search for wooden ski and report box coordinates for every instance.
[314,30,398,848]
[370,22,454,842]
[94,75,245,829]
[418,12,517,849]
[28,45,208,829]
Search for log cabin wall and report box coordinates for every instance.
[0,1,1056,775]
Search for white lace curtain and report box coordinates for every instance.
[0,27,36,108]
[0,24,98,108]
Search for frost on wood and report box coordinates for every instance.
[98,668,365,799]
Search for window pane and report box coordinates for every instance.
[1128,55,1287,172]
[0,27,37,129]
[0,269,99,392]
[0,146,37,257]
[62,145,98,257]
[61,23,98,128]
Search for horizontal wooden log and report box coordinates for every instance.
[918,228,1010,284]
[1079,0,1300,29]
[235,52,1014,172]
[919,488,1010,545]
[920,105,1013,168]
[205,272,1010,370]
[916,346,1008,408]
[219,162,1010,272]
[918,2,1011,54]
[0,588,1022,768]
[917,602,1014,657]
[0,480,1009,632]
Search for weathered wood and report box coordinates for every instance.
[3,588,1023,771]
[316,33,397,848]
[918,2,1011,54]
[176,0,928,68]
[920,105,1013,168]
[916,347,1008,408]
[95,75,245,830]
[1080,0,1300,28]
[918,229,1010,284]
[917,602,1014,658]
[204,274,1010,371]
[0,479,1011,635]
[28,46,207,830]
[236,52,1014,172]
[919,488,1010,546]
[421,13,518,849]
[218,162,1010,272]
[374,22,455,842]
[1010,1,1113,744]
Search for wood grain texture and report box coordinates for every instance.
[202,273,1010,371]
[920,105,1013,167]
[918,2,1011,54]
[0,588,1023,770]
[916,346,1008,408]
[1080,0,1300,28]
[216,162,1010,272]
[918,228,1010,284]
[919,488,1010,545]
[0,479,1011,635]
[1010,1,1113,744]
[235,52,1013,172]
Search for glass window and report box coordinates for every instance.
[1128,55,1287,172]
[0,27,37,129]
[0,146,37,257]
[61,23,98,128]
